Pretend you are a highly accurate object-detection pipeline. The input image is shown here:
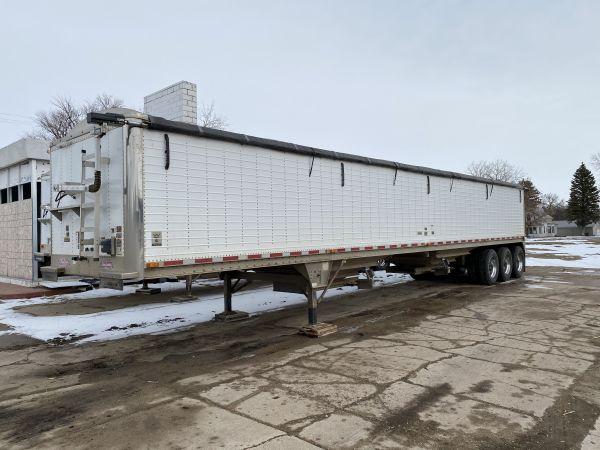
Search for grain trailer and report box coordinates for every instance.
[43,108,525,336]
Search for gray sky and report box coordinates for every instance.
[1,0,599,199]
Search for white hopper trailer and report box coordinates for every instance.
[43,108,525,336]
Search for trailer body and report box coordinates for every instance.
[44,109,525,332]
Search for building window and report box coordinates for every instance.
[0,188,7,204]
[9,185,19,202]
[22,183,31,200]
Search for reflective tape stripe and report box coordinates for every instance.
[146,236,524,267]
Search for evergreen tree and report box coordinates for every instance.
[519,179,542,227]
[567,163,600,233]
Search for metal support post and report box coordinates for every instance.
[136,279,161,295]
[308,287,318,325]
[224,272,233,313]
[299,284,338,338]
[185,275,193,297]
[214,272,249,322]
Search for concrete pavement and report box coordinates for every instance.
[1,266,600,448]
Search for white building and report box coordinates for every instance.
[0,138,50,285]
[526,214,557,237]
[554,220,600,237]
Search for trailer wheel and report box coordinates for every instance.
[511,246,525,278]
[465,253,479,283]
[497,247,513,282]
[477,249,499,285]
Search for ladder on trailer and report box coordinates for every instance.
[79,135,109,259]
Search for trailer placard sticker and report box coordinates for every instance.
[151,231,162,247]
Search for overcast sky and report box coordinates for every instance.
[1,0,599,198]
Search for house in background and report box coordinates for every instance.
[554,220,600,237]
[0,138,50,286]
[526,214,557,237]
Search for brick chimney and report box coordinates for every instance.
[143,81,197,124]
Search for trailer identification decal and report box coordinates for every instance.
[151,231,163,247]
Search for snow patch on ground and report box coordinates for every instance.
[527,238,600,269]
[0,274,412,344]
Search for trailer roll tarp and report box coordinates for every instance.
[87,112,521,190]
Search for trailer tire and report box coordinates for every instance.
[466,253,479,283]
[477,249,499,285]
[497,247,513,282]
[511,246,525,279]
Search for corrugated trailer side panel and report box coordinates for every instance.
[141,130,524,264]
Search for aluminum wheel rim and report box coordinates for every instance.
[516,254,524,272]
[489,258,498,279]
[503,258,511,276]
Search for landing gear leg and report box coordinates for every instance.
[136,279,161,295]
[299,286,338,338]
[214,272,249,322]
[185,275,193,297]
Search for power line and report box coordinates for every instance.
[0,112,35,120]
[0,118,32,125]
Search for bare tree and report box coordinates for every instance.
[29,97,81,141]
[30,94,124,141]
[591,153,600,172]
[466,159,526,184]
[199,101,228,130]
[541,193,568,220]
[81,93,123,115]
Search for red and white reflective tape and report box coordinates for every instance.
[145,235,524,268]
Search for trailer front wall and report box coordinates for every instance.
[142,130,524,264]
[50,128,125,261]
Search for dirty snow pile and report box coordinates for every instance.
[0,273,411,344]
[526,237,600,269]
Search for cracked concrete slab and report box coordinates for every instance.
[449,342,593,377]
[581,416,600,450]
[283,382,377,408]
[177,369,239,387]
[418,394,536,434]
[235,388,333,426]
[299,413,374,449]
[251,435,322,449]
[261,364,355,384]
[299,347,429,384]
[47,397,284,449]
[409,355,573,417]
[199,376,270,406]
[377,331,457,350]
[348,381,428,419]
